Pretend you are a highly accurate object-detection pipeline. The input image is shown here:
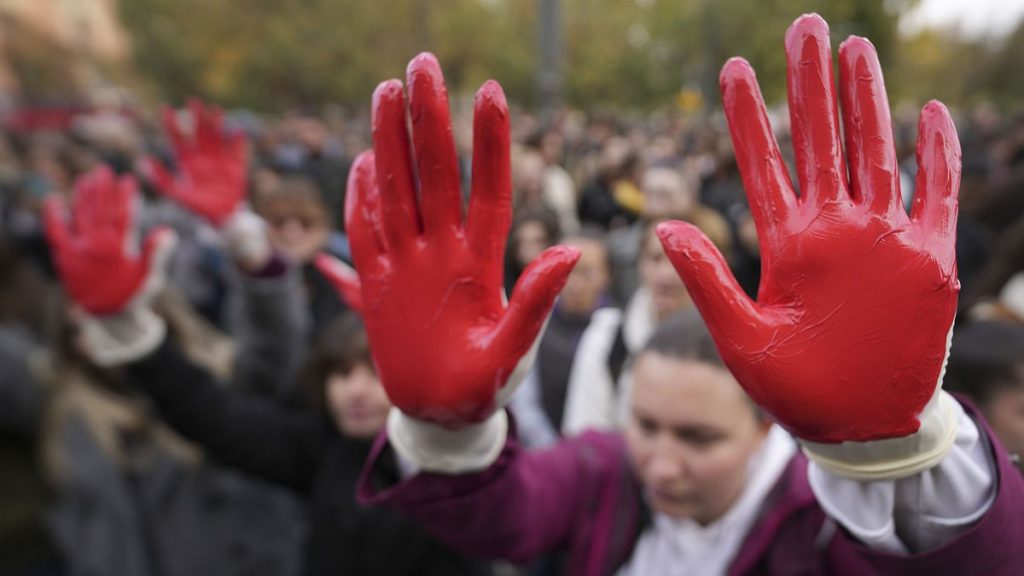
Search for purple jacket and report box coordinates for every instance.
[358,403,1024,575]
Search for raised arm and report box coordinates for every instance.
[657,13,1001,554]
[44,165,324,493]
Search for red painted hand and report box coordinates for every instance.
[145,99,247,226]
[658,14,960,443]
[345,54,578,428]
[44,166,174,315]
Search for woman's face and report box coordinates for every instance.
[514,220,551,268]
[262,198,330,264]
[559,236,610,315]
[638,227,691,321]
[325,364,392,439]
[625,352,770,525]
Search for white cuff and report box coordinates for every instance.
[386,408,508,474]
[79,307,167,367]
[802,390,959,481]
[221,209,271,270]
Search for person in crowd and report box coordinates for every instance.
[577,137,642,230]
[509,227,612,448]
[504,207,561,298]
[340,22,1022,575]
[147,102,350,347]
[41,163,308,576]
[43,142,496,576]
[607,162,731,304]
[560,219,692,435]
[526,128,580,236]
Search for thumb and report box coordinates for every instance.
[139,227,179,302]
[314,252,364,314]
[492,245,580,362]
[657,220,764,338]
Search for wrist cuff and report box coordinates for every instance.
[386,409,508,474]
[80,307,167,367]
[802,390,959,481]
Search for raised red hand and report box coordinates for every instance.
[345,54,578,428]
[44,166,173,315]
[146,99,247,226]
[657,14,960,444]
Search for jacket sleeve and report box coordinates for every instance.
[127,336,325,493]
[0,326,46,438]
[357,421,624,564]
[227,260,310,399]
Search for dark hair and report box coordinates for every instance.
[563,224,611,269]
[641,309,724,368]
[301,312,373,412]
[944,321,1024,406]
[641,310,765,419]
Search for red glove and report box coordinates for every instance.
[44,166,173,315]
[345,53,578,429]
[145,99,247,226]
[657,15,960,450]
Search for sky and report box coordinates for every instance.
[900,0,1024,39]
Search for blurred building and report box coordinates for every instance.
[0,0,131,101]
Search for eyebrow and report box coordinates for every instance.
[633,408,722,435]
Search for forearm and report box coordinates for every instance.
[361,416,603,563]
[228,259,310,397]
[127,336,322,491]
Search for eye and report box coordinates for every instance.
[635,416,658,437]
[675,429,724,450]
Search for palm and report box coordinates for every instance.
[658,16,959,443]
[44,167,151,314]
[151,100,246,225]
[346,54,577,427]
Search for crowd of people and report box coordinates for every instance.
[0,14,1023,576]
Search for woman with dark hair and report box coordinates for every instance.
[44,161,492,574]
[504,207,561,297]
[340,36,1022,576]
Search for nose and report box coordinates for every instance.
[646,435,688,483]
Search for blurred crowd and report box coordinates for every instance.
[0,94,1022,576]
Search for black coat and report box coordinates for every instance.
[128,339,492,576]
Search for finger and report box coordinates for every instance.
[656,221,764,339]
[910,101,960,241]
[344,151,389,276]
[314,253,364,314]
[466,80,513,264]
[407,52,463,237]
[492,245,580,363]
[785,14,848,207]
[113,174,139,247]
[372,79,421,248]
[96,167,123,236]
[74,166,111,239]
[189,98,222,147]
[838,36,902,218]
[719,58,795,242]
